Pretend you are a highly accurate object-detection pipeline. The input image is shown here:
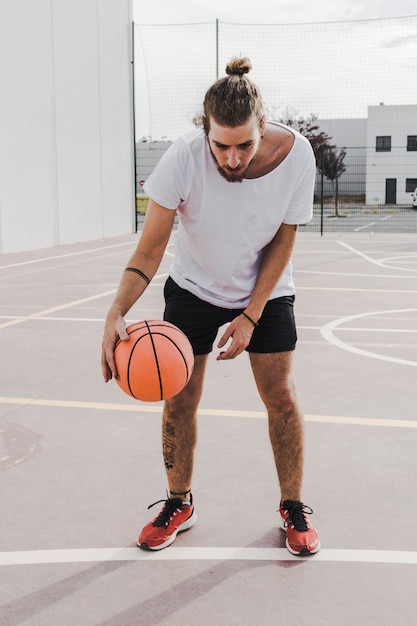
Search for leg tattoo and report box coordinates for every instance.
[163,422,176,471]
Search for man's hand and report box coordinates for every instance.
[216,314,255,360]
[101,314,129,381]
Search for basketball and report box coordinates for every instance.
[114,320,194,402]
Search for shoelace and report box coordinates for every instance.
[147,496,184,528]
[283,503,313,531]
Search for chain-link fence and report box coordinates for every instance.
[136,140,417,234]
[134,17,417,234]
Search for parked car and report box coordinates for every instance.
[412,188,417,209]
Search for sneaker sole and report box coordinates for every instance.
[137,510,197,551]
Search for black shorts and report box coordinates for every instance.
[163,276,297,355]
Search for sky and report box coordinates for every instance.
[132,0,417,27]
[132,0,417,140]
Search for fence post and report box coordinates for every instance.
[216,19,219,79]
[132,21,138,232]
[320,146,324,236]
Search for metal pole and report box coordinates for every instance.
[320,146,324,236]
[216,18,219,79]
[131,21,138,232]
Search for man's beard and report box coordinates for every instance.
[216,164,245,183]
[208,144,257,183]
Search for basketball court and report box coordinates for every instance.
[1,229,416,625]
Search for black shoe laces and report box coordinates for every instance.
[147,496,184,528]
[282,501,313,531]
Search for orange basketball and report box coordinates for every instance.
[114,320,194,402]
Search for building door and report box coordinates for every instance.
[385,178,397,204]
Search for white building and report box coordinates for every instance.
[365,104,417,205]
[317,105,417,204]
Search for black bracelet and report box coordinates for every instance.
[169,489,191,497]
[124,267,150,285]
[242,311,259,328]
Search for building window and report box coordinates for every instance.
[376,136,391,152]
[407,136,417,151]
[406,178,417,192]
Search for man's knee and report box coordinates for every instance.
[262,378,298,413]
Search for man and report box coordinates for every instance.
[101,57,320,556]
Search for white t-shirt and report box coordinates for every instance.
[144,123,315,308]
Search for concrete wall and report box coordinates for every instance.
[0,0,134,254]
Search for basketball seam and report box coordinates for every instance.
[144,321,164,401]
[127,337,144,400]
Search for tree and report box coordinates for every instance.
[269,107,347,216]
[318,146,347,217]
[269,107,333,165]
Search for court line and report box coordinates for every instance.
[380,255,417,264]
[295,269,417,279]
[377,255,417,272]
[337,240,417,273]
[321,308,417,367]
[1,546,416,566]
[299,286,417,293]
[0,273,169,330]
[337,241,382,264]
[354,222,376,232]
[0,241,137,269]
[0,397,416,428]
[0,316,416,336]
[1,238,414,271]
[0,314,164,323]
[0,290,117,330]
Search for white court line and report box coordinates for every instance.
[354,222,377,232]
[377,254,417,272]
[0,290,117,330]
[321,308,417,367]
[338,240,417,273]
[295,269,417,279]
[323,326,417,334]
[0,317,416,335]
[0,241,137,269]
[338,240,382,264]
[1,546,416,566]
[0,314,165,323]
[0,274,168,330]
[0,397,416,428]
[299,286,417,293]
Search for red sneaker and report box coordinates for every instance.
[137,494,196,551]
[280,500,321,555]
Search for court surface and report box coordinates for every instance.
[1,228,416,625]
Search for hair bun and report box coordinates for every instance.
[225,56,252,77]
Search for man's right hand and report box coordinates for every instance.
[101,314,129,382]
